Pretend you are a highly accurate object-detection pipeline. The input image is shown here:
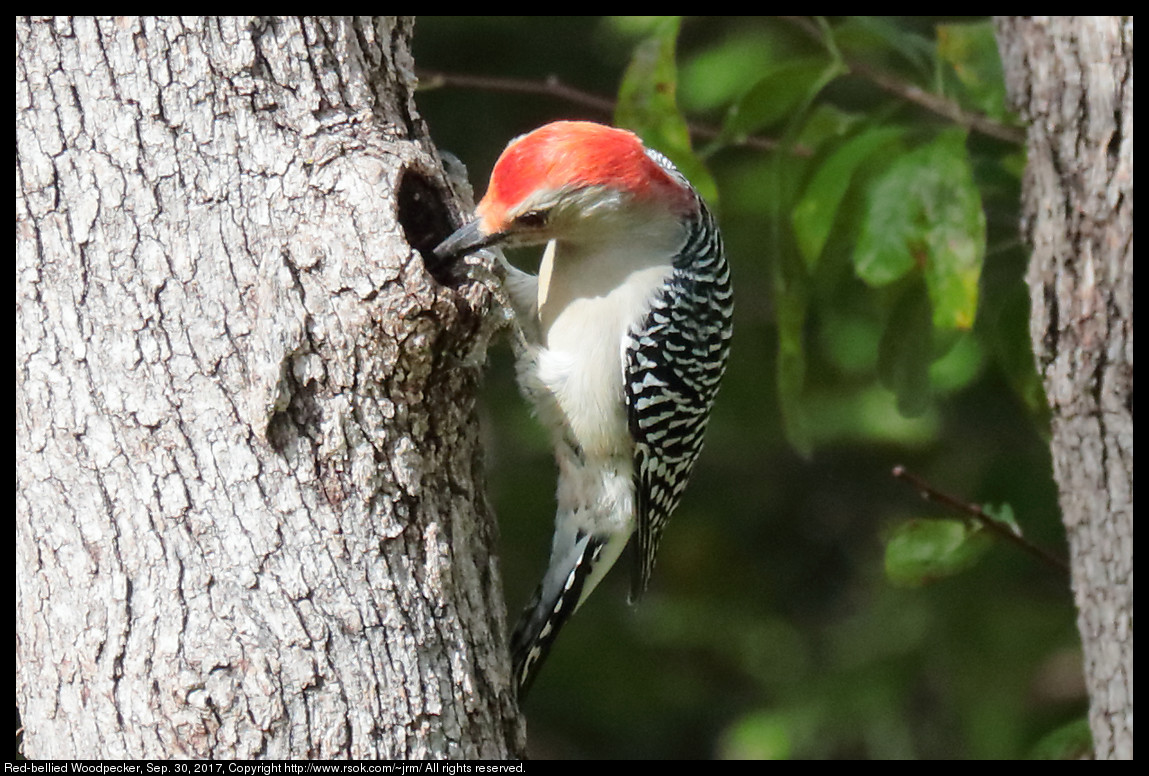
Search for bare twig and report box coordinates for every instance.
[781,16,1026,145]
[849,61,1026,144]
[892,465,1070,577]
[416,69,801,154]
[418,70,618,115]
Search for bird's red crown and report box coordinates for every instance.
[476,121,694,234]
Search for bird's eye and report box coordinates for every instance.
[514,209,549,229]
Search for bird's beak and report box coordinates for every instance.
[433,220,501,261]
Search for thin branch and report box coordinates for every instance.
[892,465,1070,577]
[416,69,800,154]
[418,70,618,115]
[850,60,1026,145]
[781,16,1026,145]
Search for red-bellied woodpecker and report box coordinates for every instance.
[435,121,733,698]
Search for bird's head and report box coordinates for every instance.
[434,121,696,260]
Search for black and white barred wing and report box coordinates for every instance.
[625,202,733,600]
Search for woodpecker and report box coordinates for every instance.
[434,121,733,698]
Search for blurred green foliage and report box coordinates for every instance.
[414,16,1083,759]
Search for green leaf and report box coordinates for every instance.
[615,16,717,204]
[884,518,992,587]
[793,104,864,151]
[854,129,986,331]
[834,16,937,78]
[927,330,984,395]
[678,31,783,115]
[765,139,816,457]
[878,282,933,417]
[1028,718,1093,760]
[722,57,845,140]
[937,20,1010,121]
[775,269,812,458]
[792,126,905,269]
[719,710,792,760]
[991,283,1049,418]
[981,502,1022,536]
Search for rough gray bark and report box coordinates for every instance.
[16,16,522,759]
[995,16,1133,760]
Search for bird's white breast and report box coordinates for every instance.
[535,238,675,460]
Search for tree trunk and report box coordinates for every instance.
[995,16,1133,760]
[16,16,521,759]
